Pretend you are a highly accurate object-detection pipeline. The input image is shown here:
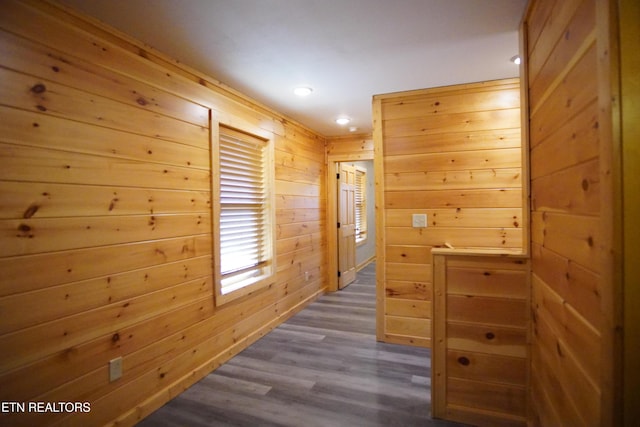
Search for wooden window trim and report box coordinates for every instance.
[211,122,276,306]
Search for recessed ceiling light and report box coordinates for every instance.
[510,55,521,65]
[335,117,351,125]
[293,86,313,96]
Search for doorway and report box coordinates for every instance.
[327,157,375,292]
[337,162,356,288]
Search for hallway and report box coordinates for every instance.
[138,263,464,426]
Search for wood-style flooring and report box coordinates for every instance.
[138,263,466,427]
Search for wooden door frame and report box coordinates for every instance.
[327,153,373,292]
[619,0,639,422]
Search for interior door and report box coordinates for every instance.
[338,163,356,288]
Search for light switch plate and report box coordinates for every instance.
[109,357,123,382]
[412,213,427,228]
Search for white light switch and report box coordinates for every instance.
[109,357,123,382]
[412,214,427,228]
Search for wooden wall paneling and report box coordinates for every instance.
[383,128,521,156]
[44,292,277,402]
[432,254,447,417]
[326,134,374,158]
[0,143,210,191]
[0,255,212,335]
[531,242,602,329]
[384,226,523,249]
[33,295,283,427]
[384,148,522,173]
[384,188,523,210]
[432,251,529,426]
[381,85,521,120]
[383,109,521,138]
[0,1,327,425]
[0,67,208,147]
[526,0,585,84]
[275,150,324,178]
[0,30,210,128]
[1,213,211,258]
[595,0,623,424]
[1,0,285,136]
[524,0,623,424]
[374,78,525,348]
[0,107,210,168]
[372,96,386,341]
[0,276,213,373]
[0,181,210,221]
[529,104,599,178]
[385,316,431,339]
[528,0,596,110]
[0,235,211,296]
[620,0,640,423]
[447,322,527,359]
[385,208,523,229]
[384,168,523,191]
[385,244,433,263]
[385,298,431,319]
[385,280,431,301]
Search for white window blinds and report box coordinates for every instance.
[355,167,367,242]
[218,127,271,296]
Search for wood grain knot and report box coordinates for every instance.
[457,356,470,366]
[111,333,120,342]
[485,332,495,340]
[23,204,39,219]
[31,83,46,94]
[17,223,32,232]
[582,179,589,191]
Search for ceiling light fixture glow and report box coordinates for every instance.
[335,117,351,125]
[510,55,521,65]
[293,86,313,96]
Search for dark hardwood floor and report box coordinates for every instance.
[138,263,466,427]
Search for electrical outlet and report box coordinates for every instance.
[109,357,123,382]
[412,213,427,228]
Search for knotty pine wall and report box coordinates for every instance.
[326,134,374,160]
[0,1,326,426]
[432,251,529,426]
[620,0,640,422]
[373,79,524,347]
[523,0,621,425]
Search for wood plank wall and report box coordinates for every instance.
[326,134,374,160]
[432,251,529,426]
[373,79,524,347]
[0,1,326,426]
[620,0,640,423]
[523,0,621,425]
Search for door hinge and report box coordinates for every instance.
[338,271,341,277]
[336,173,340,179]
[337,222,341,228]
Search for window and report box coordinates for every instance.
[212,125,275,305]
[355,166,367,243]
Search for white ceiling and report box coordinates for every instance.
[61,0,527,137]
